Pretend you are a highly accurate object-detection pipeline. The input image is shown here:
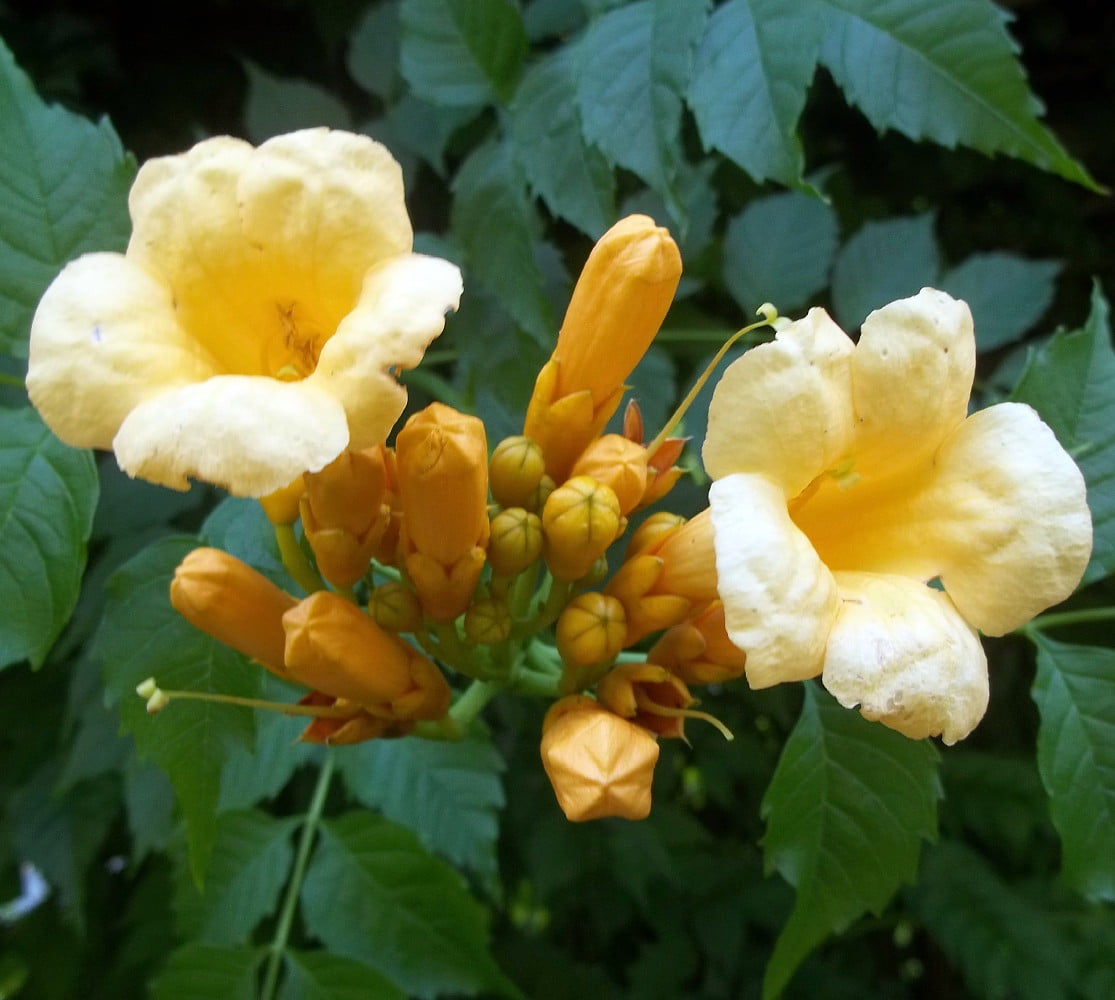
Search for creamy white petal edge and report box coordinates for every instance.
[709,472,839,688]
[113,376,350,496]
[822,572,989,745]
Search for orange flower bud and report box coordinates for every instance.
[301,446,392,586]
[627,511,687,556]
[596,662,695,740]
[555,592,626,678]
[524,215,682,481]
[604,554,691,646]
[282,591,450,720]
[540,695,659,822]
[570,434,649,515]
[368,580,424,633]
[648,601,747,686]
[297,691,414,745]
[487,507,543,577]
[259,475,305,525]
[464,598,512,645]
[170,547,296,677]
[396,403,489,619]
[542,476,624,581]
[489,436,546,509]
[651,508,719,605]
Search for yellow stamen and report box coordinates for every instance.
[632,689,735,741]
[134,680,355,719]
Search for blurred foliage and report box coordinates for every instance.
[1,1,1114,998]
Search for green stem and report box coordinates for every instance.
[260,750,335,1000]
[0,372,26,389]
[449,678,503,727]
[1022,606,1115,636]
[274,525,326,594]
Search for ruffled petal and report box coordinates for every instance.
[709,473,839,688]
[851,288,975,469]
[823,572,988,745]
[26,253,219,449]
[927,402,1092,635]
[113,376,349,496]
[309,253,463,450]
[703,307,856,497]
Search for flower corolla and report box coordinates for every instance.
[703,288,1092,744]
[27,128,462,496]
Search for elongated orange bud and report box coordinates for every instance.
[396,403,489,620]
[540,695,659,822]
[524,215,682,481]
[170,547,296,677]
[645,508,720,606]
[282,591,450,720]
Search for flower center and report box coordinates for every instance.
[262,301,325,381]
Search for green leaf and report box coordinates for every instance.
[347,1,403,101]
[818,0,1098,190]
[1030,635,1115,902]
[0,407,98,669]
[97,536,260,884]
[509,49,616,237]
[0,37,134,357]
[451,141,554,342]
[124,755,178,865]
[375,95,478,177]
[335,734,505,881]
[941,252,1060,352]
[575,0,710,216]
[760,683,940,999]
[301,811,519,999]
[201,496,287,586]
[174,809,298,944]
[279,950,406,1000]
[150,943,262,1000]
[830,213,939,330]
[1011,286,1115,583]
[722,189,838,316]
[399,0,527,106]
[242,62,354,145]
[687,0,823,187]
[909,841,1078,1000]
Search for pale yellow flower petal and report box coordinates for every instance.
[823,572,988,745]
[703,307,856,497]
[27,253,219,450]
[308,253,463,450]
[709,473,839,688]
[113,376,348,495]
[927,402,1092,635]
[852,288,975,468]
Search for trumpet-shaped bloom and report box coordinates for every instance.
[703,288,1092,743]
[27,128,462,497]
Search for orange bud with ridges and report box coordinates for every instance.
[487,507,543,577]
[540,695,659,822]
[170,547,296,677]
[282,591,450,720]
[490,436,546,509]
[604,554,691,646]
[541,476,623,581]
[369,580,424,633]
[570,435,649,515]
[555,593,626,693]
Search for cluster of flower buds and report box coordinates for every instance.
[156,213,751,824]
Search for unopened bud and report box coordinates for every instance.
[555,593,627,671]
[464,598,512,645]
[627,512,686,556]
[569,435,649,515]
[540,695,659,822]
[487,507,543,576]
[542,476,623,581]
[490,436,546,509]
[648,601,747,686]
[369,581,424,633]
[604,553,691,646]
[170,547,296,677]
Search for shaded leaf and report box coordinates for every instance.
[723,189,838,316]
[150,943,262,1000]
[97,537,260,884]
[941,252,1060,352]
[242,62,353,144]
[1011,285,1115,583]
[818,0,1098,189]
[347,1,403,101]
[0,37,133,357]
[575,0,710,216]
[509,48,615,237]
[0,407,98,669]
[830,213,939,330]
[335,734,505,881]
[1031,635,1115,902]
[688,0,824,187]
[124,755,178,865]
[279,950,406,1000]
[760,683,940,998]
[909,841,1077,1000]
[201,496,288,587]
[301,811,519,999]
[399,0,527,106]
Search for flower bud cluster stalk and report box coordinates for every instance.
[156,212,750,825]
